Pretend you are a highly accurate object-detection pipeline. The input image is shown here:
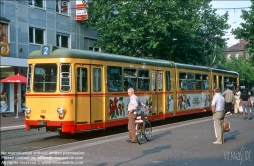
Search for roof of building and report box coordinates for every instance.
[225,40,248,52]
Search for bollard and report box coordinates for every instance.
[15,95,19,118]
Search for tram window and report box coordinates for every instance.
[77,68,87,92]
[187,73,195,90]
[123,68,137,91]
[60,64,71,92]
[107,66,122,92]
[229,77,234,82]
[233,78,237,90]
[166,71,171,91]
[158,72,163,91]
[34,64,57,92]
[138,69,150,91]
[27,64,32,92]
[179,73,187,90]
[195,74,202,90]
[224,77,231,89]
[152,72,156,91]
[93,68,101,92]
[202,74,209,90]
[213,75,217,88]
[226,77,235,90]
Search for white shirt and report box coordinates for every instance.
[235,91,241,100]
[128,94,139,111]
[212,93,225,112]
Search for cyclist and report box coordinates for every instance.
[126,87,150,143]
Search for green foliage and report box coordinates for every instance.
[224,57,254,83]
[85,0,229,65]
[231,0,254,65]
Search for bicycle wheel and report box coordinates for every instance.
[136,124,145,145]
[144,121,152,141]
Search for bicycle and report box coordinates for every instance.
[135,111,152,145]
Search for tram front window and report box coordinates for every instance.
[34,64,57,92]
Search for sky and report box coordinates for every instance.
[210,0,252,47]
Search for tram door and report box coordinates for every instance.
[75,64,91,124]
[75,65,103,128]
[151,70,164,119]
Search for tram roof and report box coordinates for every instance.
[28,46,238,75]
[174,62,210,72]
[28,46,175,68]
[210,67,238,76]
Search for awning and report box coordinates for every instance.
[0,74,27,83]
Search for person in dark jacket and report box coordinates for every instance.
[240,88,252,120]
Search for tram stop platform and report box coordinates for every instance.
[2,108,253,166]
[0,112,25,131]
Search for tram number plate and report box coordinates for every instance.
[38,121,47,126]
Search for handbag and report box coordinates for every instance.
[223,119,230,132]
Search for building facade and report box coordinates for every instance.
[0,0,97,113]
[225,40,249,61]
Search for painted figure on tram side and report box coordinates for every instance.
[178,95,183,109]
[1,88,8,117]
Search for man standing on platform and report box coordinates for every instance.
[126,87,150,143]
[222,85,234,115]
[212,87,225,144]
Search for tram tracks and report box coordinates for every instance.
[1,112,211,153]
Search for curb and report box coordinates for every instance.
[0,125,26,131]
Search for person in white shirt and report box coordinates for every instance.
[126,88,150,143]
[212,87,225,144]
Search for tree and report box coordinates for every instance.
[224,56,254,87]
[231,0,254,65]
[85,0,229,66]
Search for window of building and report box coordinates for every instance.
[107,66,122,92]
[56,0,70,15]
[84,37,101,52]
[60,64,71,92]
[124,68,136,91]
[235,54,239,59]
[29,27,44,44]
[227,54,231,60]
[0,22,8,42]
[28,0,44,8]
[245,53,249,59]
[57,34,69,48]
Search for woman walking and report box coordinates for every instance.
[1,88,8,117]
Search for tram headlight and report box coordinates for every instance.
[25,107,31,114]
[57,107,64,115]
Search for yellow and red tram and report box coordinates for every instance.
[24,45,239,134]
